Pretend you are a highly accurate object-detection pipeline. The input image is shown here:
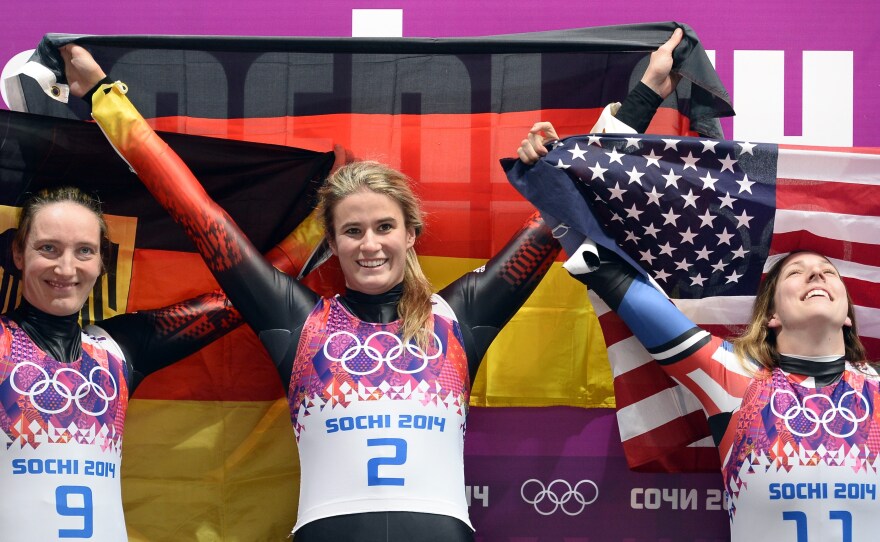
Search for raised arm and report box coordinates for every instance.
[440,212,560,380]
[62,44,328,375]
[92,213,328,389]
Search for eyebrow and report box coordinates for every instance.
[782,258,834,270]
[338,216,398,230]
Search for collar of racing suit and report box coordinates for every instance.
[7,298,83,363]
[778,354,846,387]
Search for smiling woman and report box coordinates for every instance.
[71,41,567,539]
[13,194,106,317]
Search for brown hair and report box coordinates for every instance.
[13,186,110,274]
[316,161,433,345]
[732,251,868,371]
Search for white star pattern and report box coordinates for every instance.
[607,147,625,164]
[718,154,737,173]
[645,186,663,206]
[735,210,753,229]
[643,223,661,238]
[589,162,608,180]
[662,169,681,189]
[626,166,645,185]
[681,151,700,171]
[738,141,756,155]
[716,228,734,245]
[699,172,719,191]
[568,144,588,161]
[643,150,662,168]
[662,138,680,151]
[680,228,697,244]
[661,208,680,226]
[698,210,716,228]
[701,140,719,153]
[539,135,776,297]
[681,189,699,209]
[736,174,755,194]
[695,246,712,261]
[625,204,644,221]
[608,182,627,201]
[718,192,737,209]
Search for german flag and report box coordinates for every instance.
[3,21,732,540]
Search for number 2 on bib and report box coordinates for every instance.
[367,438,407,486]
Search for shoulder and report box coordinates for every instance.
[83,324,126,361]
[431,294,458,322]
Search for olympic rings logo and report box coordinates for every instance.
[770,388,870,439]
[10,361,118,416]
[520,478,599,516]
[323,330,443,376]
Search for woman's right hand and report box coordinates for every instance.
[516,121,559,165]
[59,44,107,98]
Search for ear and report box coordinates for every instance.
[406,227,416,249]
[12,245,24,272]
[767,313,782,329]
[844,315,853,328]
[327,235,338,256]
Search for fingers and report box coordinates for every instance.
[517,122,559,165]
[658,27,684,54]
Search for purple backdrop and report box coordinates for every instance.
[465,407,728,540]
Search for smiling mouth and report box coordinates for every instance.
[804,289,830,301]
[358,259,387,269]
[47,280,77,289]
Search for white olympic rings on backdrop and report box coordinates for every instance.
[10,361,118,416]
[323,330,443,375]
[770,388,870,439]
[520,478,599,516]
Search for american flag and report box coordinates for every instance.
[506,134,880,471]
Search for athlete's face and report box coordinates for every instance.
[328,189,415,295]
[767,251,852,333]
[13,202,103,317]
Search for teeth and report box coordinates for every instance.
[359,259,386,268]
[806,289,829,300]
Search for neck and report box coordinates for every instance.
[338,283,403,323]
[8,298,82,363]
[774,328,846,359]
[777,353,845,386]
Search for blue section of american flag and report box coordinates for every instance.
[523,135,779,298]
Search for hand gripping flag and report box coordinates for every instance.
[506,134,880,471]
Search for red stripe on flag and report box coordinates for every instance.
[777,178,879,216]
[619,410,713,470]
[613,362,679,407]
[771,231,880,268]
[597,310,635,347]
